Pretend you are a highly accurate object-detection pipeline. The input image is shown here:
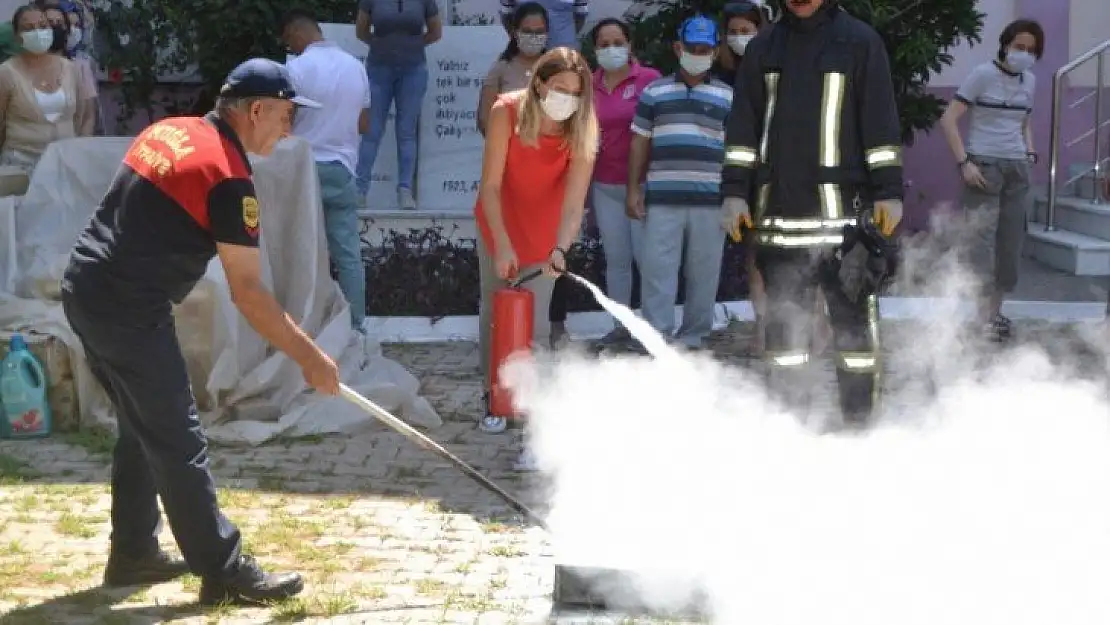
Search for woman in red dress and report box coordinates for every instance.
[474,47,597,469]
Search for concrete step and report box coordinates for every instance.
[1025,223,1110,276]
[1032,194,1110,240]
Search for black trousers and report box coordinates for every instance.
[62,293,242,578]
[756,245,882,420]
[549,275,570,323]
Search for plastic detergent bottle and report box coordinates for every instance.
[0,334,51,439]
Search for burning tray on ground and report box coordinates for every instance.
[551,559,710,621]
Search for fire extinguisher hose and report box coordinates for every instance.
[338,383,550,531]
[509,269,543,288]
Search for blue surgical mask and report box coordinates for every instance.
[1006,50,1035,73]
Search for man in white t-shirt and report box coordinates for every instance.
[282,8,371,332]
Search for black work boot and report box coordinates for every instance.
[198,554,304,606]
[103,550,189,587]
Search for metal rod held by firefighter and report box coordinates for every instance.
[338,384,550,531]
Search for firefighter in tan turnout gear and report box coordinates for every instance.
[720,0,904,423]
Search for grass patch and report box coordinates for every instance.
[60,426,117,456]
[0,556,84,589]
[1,539,27,556]
[216,488,262,509]
[12,494,38,513]
[480,521,521,534]
[314,541,356,561]
[0,454,41,484]
[352,583,388,600]
[351,556,386,571]
[244,513,326,562]
[181,573,201,593]
[269,593,359,621]
[201,600,239,622]
[276,434,326,448]
[121,588,152,603]
[446,589,496,612]
[319,494,357,511]
[487,545,523,558]
[54,512,97,539]
[256,475,287,491]
[413,578,449,595]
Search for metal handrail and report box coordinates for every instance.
[1047,38,1110,230]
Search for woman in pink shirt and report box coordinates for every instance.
[589,18,661,347]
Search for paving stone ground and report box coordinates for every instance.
[0,321,1105,624]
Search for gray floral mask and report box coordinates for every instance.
[517,32,547,56]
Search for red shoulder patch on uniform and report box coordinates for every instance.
[122,116,238,230]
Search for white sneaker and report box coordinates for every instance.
[354,330,371,371]
[397,187,417,210]
[479,415,508,434]
[512,447,539,472]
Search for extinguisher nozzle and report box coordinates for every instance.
[509,269,544,288]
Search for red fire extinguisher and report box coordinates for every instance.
[488,269,542,420]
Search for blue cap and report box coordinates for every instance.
[679,15,719,47]
[9,334,26,351]
[220,58,321,108]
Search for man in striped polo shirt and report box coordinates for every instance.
[627,15,733,350]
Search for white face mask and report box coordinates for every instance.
[517,32,547,57]
[679,51,713,76]
[21,29,53,55]
[66,27,81,50]
[596,46,630,71]
[728,34,754,55]
[1006,49,1035,73]
[541,90,579,122]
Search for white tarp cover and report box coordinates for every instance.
[0,135,442,445]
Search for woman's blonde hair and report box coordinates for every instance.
[515,47,598,160]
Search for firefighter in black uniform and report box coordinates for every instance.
[719,0,904,423]
[61,59,338,604]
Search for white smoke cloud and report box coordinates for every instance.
[501,210,1110,623]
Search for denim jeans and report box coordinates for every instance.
[592,182,643,309]
[356,61,428,197]
[318,161,366,330]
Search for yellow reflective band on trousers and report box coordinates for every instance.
[767,351,809,367]
[818,72,846,220]
[760,72,780,162]
[756,217,853,247]
[756,183,770,219]
[759,217,856,231]
[725,146,758,167]
[755,72,780,218]
[757,232,844,247]
[866,145,902,169]
[832,294,883,409]
[867,294,881,410]
[836,352,876,371]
